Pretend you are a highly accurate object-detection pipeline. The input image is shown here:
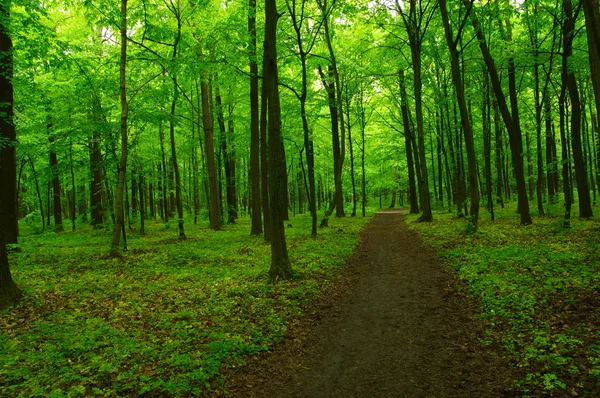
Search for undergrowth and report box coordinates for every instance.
[0,212,372,397]
[407,202,600,396]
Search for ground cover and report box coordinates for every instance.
[0,213,370,397]
[407,203,600,396]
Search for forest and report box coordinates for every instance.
[1,0,600,395]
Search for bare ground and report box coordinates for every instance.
[219,210,517,397]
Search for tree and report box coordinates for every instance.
[563,0,593,218]
[110,0,129,255]
[438,0,479,230]
[200,49,222,231]
[397,0,436,222]
[317,0,345,218]
[249,0,262,235]
[0,0,17,245]
[264,0,292,279]
[462,0,532,225]
[285,0,325,236]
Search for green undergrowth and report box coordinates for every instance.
[1,211,373,397]
[407,202,600,396]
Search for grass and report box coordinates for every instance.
[1,211,373,397]
[406,201,600,396]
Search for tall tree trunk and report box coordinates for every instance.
[249,0,262,235]
[318,65,344,218]
[200,56,221,231]
[48,121,63,232]
[110,0,129,255]
[440,0,479,229]
[89,131,104,227]
[264,0,291,279]
[158,121,169,222]
[69,136,76,231]
[260,62,271,240]
[345,84,358,217]
[169,83,186,238]
[404,4,433,222]
[318,0,345,217]
[0,0,16,245]
[530,15,546,216]
[215,85,237,223]
[139,172,145,234]
[464,0,532,224]
[28,156,45,230]
[482,67,494,220]
[399,70,419,214]
[583,0,600,200]
[559,83,572,226]
[544,91,557,202]
[564,0,593,218]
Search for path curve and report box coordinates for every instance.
[223,211,514,397]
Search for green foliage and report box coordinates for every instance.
[0,213,371,396]
[407,204,600,395]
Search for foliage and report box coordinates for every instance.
[0,213,372,396]
[407,204,600,395]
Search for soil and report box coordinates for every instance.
[220,210,517,397]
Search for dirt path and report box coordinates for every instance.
[223,211,514,397]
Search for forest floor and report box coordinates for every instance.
[222,210,516,397]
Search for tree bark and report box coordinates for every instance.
[0,0,17,245]
[564,0,593,218]
[318,65,344,218]
[249,0,263,235]
[48,120,63,232]
[399,70,419,214]
[200,54,222,231]
[110,0,129,255]
[264,0,292,279]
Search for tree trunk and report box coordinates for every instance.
[0,205,20,310]
[345,84,358,217]
[399,70,419,214]
[200,57,222,231]
[169,83,186,238]
[0,1,17,245]
[405,12,432,222]
[318,65,345,218]
[89,130,104,227]
[440,0,479,229]
[48,122,63,232]
[249,0,263,235]
[260,60,271,240]
[110,0,129,255]
[464,0,532,224]
[318,0,346,218]
[264,0,291,279]
[564,0,593,218]
[69,136,76,231]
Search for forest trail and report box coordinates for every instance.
[223,210,514,397]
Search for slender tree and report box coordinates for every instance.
[463,0,532,225]
[110,0,129,255]
[397,0,436,222]
[439,0,479,230]
[249,0,262,235]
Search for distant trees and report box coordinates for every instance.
[3,0,600,290]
